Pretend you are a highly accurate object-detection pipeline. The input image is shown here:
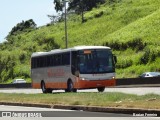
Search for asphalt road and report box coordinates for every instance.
[0,105,159,120]
[0,87,160,95]
[0,105,133,118]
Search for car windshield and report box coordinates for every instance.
[150,72,160,76]
[13,79,25,82]
[78,49,115,74]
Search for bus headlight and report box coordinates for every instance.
[80,77,86,80]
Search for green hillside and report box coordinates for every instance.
[1,0,160,83]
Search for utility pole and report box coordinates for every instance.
[80,0,84,23]
[64,0,68,48]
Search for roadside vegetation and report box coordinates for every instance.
[0,92,160,109]
[1,0,160,83]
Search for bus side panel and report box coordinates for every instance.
[31,65,76,89]
[32,78,115,89]
[32,82,41,89]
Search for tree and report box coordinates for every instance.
[53,0,64,12]
[49,0,66,24]
[53,0,105,23]
[68,0,85,23]
[47,13,63,24]
[6,19,37,40]
[23,19,37,28]
[68,0,105,12]
[69,0,105,22]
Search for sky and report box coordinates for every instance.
[0,0,56,42]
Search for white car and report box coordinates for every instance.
[12,79,26,84]
[139,72,160,78]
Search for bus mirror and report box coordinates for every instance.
[75,70,79,77]
[114,55,117,64]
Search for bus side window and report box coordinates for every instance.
[62,53,70,65]
[54,54,61,66]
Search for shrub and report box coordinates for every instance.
[94,11,104,18]
[116,59,133,69]
[19,52,26,64]
[43,36,60,51]
[140,46,160,64]
[127,37,146,51]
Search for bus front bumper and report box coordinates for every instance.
[74,79,116,89]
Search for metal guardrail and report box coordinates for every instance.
[0,83,31,88]
[116,77,160,86]
[0,77,160,88]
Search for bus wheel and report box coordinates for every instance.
[41,81,47,93]
[46,89,52,93]
[97,87,105,92]
[66,80,77,92]
[65,89,69,92]
[41,81,52,93]
[73,89,77,92]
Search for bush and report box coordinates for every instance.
[116,58,133,69]
[19,52,26,64]
[94,11,104,18]
[127,37,146,51]
[43,36,60,51]
[140,46,160,64]
[13,65,30,79]
[104,37,146,51]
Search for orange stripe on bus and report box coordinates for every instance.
[32,79,115,89]
[32,83,41,89]
[32,82,68,89]
[76,79,115,89]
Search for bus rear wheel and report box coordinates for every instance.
[41,81,52,93]
[97,87,105,92]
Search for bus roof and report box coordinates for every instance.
[31,46,111,57]
[72,46,110,50]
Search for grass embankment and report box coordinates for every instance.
[0,92,160,109]
[1,0,160,83]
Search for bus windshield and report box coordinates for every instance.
[78,49,115,74]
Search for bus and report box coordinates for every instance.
[31,46,117,93]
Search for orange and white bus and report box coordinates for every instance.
[31,46,117,93]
